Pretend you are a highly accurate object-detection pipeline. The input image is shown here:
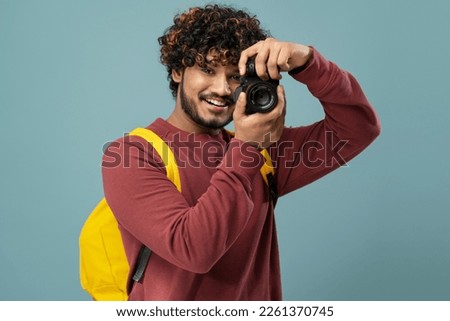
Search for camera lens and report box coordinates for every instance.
[248,83,277,113]
[252,88,271,106]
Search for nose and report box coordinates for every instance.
[212,74,232,97]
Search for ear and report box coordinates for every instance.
[171,69,182,83]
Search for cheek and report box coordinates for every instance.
[185,78,209,97]
[183,69,208,86]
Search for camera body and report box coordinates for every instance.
[233,59,279,114]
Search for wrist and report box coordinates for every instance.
[289,46,313,75]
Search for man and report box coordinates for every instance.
[102,4,380,300]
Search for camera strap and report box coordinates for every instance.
[266,172,278,208]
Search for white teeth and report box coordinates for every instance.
[205,99,227,107]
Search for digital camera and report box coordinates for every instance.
[233,58,279,114]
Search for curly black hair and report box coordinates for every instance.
[158,4,270,97]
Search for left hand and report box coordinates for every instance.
[233,85,286,149]
[238,38,312,80]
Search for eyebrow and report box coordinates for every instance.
[202,61,239,73]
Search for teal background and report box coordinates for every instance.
[1,0,449,300]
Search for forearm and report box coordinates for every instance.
[291,47,381,145]
[102,137,264,273]
[275,48,381,194]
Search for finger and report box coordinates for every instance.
[267,46,282,80]
[269,85,286,118]
[254,44,270,80]
[277,48,292,72]
[238,53,249,76]
[277,85,286,116]
[273,86,287,141]
[278,85,286,107]
[239,43,262,75]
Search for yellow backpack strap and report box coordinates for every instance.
[129,128,181,192]
[259,147,278,207]
[225,129,278,206]
[125,128,182,288]
[259,148,275,186]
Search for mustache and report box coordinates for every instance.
[199,93,234,105]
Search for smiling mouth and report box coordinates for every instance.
[201,95,234,108]
[205,98,228,108]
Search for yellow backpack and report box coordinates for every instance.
[79,127,276,301]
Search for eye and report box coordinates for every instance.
[230,74,241,82]
[201,67,214,75]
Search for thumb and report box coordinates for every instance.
[233,91,247,118]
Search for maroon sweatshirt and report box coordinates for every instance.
[102,48,381,300]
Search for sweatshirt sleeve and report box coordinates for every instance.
[274,47,381,196]
[102,136,265,274]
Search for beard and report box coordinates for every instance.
[179,80,233,130]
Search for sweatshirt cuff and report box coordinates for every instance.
[288,46,314,76]
[288,47,327,82]
[288,47,342,98]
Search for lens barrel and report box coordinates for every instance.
[246,82,278,114]
[232,58,280,114]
